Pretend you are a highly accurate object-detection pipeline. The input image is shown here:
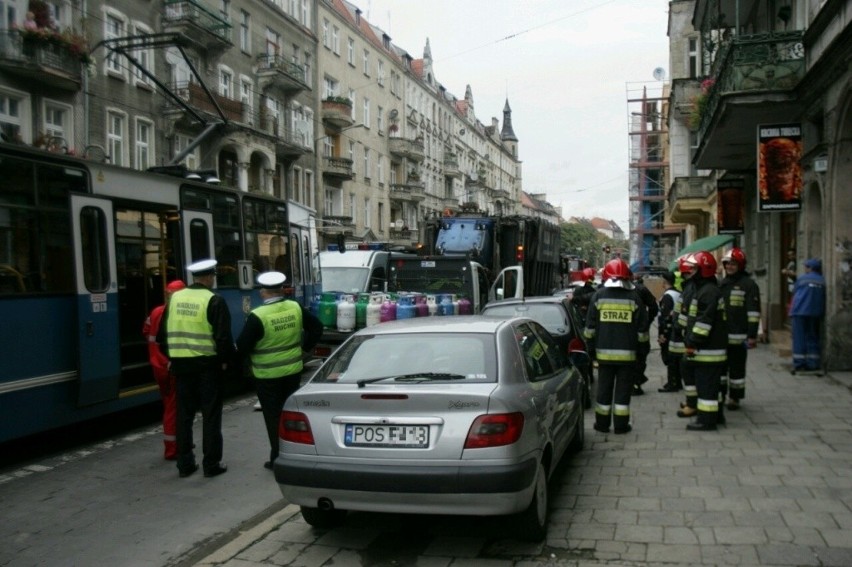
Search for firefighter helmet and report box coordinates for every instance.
[678,254,697,279]
[581,267,596,281]
[692,250,718,278]
[722,247,746,269]
[602,258,631,281]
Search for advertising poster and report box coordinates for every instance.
[757,123,802,212]
[717,178,744,234]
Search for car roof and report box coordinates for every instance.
[353,315,528,336]
[484,296,568,307]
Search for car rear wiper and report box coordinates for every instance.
[356,373,466,388]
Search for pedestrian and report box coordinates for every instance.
[570,267,597,325]
[236,271,323,470]
[158,259,234,478]
[142,279,186,460]
[790,258,826,375]
[676,251,727,431]
[632,274,658,395]
[583,258,649,435]
[719,248,761,409]
[657,270,683,393]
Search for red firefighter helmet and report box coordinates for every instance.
[692,250,718,277]
[602,258,631,281]
[678,254,698,279]
[581,267,596,281]
[722,247,746,269]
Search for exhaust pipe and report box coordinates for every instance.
[317,497,334,511]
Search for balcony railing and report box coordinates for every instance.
[388,136,425,162]
[0,30,83,90]
[256,54,310,93]
[165,81,243,122]
[443,155,461,177]
[389,229,414,242]
[321,99,354,128]
[322,156,354,179]
[163,0,232,51]
[698,31,805,138]
[389,182,425,202]
[668,176,715,222]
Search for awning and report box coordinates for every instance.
[669,234,735,271]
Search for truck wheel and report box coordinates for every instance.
[300,505,347,528]
[514,461,548,542]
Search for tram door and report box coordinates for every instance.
[182,210,216,277]
[71,195,121,406]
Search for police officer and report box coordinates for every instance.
[719,248,760,409]
[584,258,649,435]
[657,270,683,393]
[236,271,323,469]
[158,259,234,478]
[676,251,727,431]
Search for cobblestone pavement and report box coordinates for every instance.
[192,343,852,566]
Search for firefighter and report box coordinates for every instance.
[632,274,659,395]
[657,270,683,392]
[719,248,761,409]
[570,267,598,325]
[676,251,727,431]
[584,258,649,434]
[142,279,186,460]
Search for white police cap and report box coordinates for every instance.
[257,271,286,288]
[187,259,217,276]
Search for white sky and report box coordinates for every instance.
[360,0,670,232]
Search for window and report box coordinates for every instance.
[300,0,310,26]
[364,197,371,228]
[322,136,333,157]
[219,0,230,21]
[219,67,233,98]
[2,1,18,28]
[363,49,369,75]
[378,60,385,86]
[323,76,339,98]
[303,52,311,85]
[363,147,370,179]
[131,22,154,88]
[378,202,384,231]
[43,100,71,145]
[106,110,126,166]
[347,38,354,65]
[363,98,370,127]
[174,134,199,169]
[104,11,127,78]
[135,118,153,170]
[349,193,356,225]
[390,71,398,96]
[377,154,384,184]
[0,88,28,143]
[332,26,339,54]
[305,170,314,209]
[688,37,699,79]
[377,105,384,134]
[266,28,280,57]
[293,166,303,202]
[240,10,250,53]
[348,89,356,118]
[324,188,336,216]
[240,78,253,118]
[348,140,355,162]
[322,19,329,48]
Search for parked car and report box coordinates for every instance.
[552,281,586,300]
[273,316,587,541]
[482,296,593,409]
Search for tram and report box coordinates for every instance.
[0,142,319,443]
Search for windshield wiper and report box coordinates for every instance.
[357,373,466,388]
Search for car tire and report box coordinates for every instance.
[515,461,548,542]
[300,505,347,528]
[583,374,592,409]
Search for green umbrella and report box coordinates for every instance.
[668,234,735,271]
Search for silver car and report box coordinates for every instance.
[273,316,586,541]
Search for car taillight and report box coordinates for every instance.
[464,412,524,448]
[279,411,314,445]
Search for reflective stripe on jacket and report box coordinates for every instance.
[166,288,215,358]
[250,300,304,378]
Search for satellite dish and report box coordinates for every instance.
[389,109,398,119]
[459,128,465,136]
[653,67,666,81]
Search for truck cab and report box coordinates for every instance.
[318,245,410,294]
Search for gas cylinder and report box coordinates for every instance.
[337,294,356,332]
[451,294,460,316]
[309,294,321,317]
[355,293,370,328]
[379,295,397,323]
[414,294,428,317]
[318,292,338,329]
[426,295,438,316]
[457,295,472,315]
[396,293,416,320]
[366,294,382,327]
[438,294,453,316]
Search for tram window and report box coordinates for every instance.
[39,166,87,209]
[244,198,290,284]
[79,206,110,293]
[0,156,35,206]
[290,232,302,286]
[182,189,211,210]
[188,219,210,262]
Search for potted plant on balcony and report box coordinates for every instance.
[688,77,715,130]
[14,1,91,64]
[407,169,420,182]
[323,96,353,107]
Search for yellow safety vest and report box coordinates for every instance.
[250,300,304,379]
[166,288,215,358]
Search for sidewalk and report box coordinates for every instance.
[191,342,852,566]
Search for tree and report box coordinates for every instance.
[561,223,605,268]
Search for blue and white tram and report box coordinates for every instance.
[0,142,319,443]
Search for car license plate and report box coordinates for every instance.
[344,424,429,448]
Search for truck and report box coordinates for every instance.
[419,209,562,296]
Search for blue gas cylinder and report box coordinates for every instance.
[309,294,321,317]
[396,294,416,320]
[438,294,453,316]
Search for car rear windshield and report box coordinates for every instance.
[483,304,568,329]
[312,332,498,384]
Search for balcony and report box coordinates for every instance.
[163,0,232,53]
[388,136,425,162]
[248,108,309,157]
[256,54,310,95]
[322,156,354,179]
[492,188,512,200]
[321,98,354,129]
[441,197,460,210]
[389,228,415,244]
[670,78,701,125]
[668,176,715,226]
[694,31,805,171]
[317,215,354,236]
[389,181,425,203]
[0,30,84,91]
[164,81,243,122]
[443,155,461,178]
